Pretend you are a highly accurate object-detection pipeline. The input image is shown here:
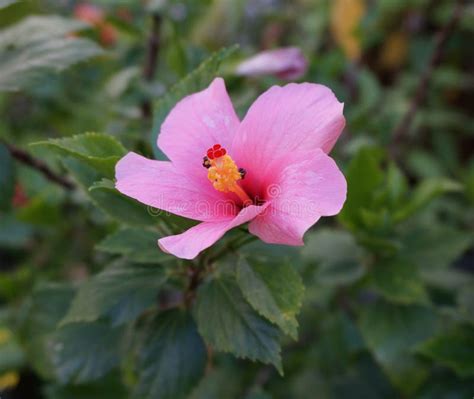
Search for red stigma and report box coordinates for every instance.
[206,144,226,160]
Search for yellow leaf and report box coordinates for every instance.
[0,328,12,346]
[330,0,366,61]
[0,372,20,391]
[379,31,408,69]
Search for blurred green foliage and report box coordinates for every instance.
[0,0,473,398]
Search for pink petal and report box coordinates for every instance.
[157,77,240,183]
[249,149,346,245]
[232,83,344,197]
[235,47,308,80]
[158,203,269,260]
[115,152,237,221]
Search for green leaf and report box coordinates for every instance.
[393,178,463,222]
[400,224,472,270]
[151,45,238,159]
[338,147,384,229]
[44,374,128,399]
[19,283,75,378]
[195,276,282,374]
[302,228,366,286]
[88,181,159,226]
[32,133,126,178]
[61,261,167,327]
[0,143,15,210]
[96,227,173,264]
[134,310,206,399]
[417,326,474,378]
[358,301,438,394]
[0,16,103,92]
[371,258,428,304]
[61,159,157,227]
[50,322,122,384]
[236,257,304,339]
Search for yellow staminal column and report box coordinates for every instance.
[206,154,252,206]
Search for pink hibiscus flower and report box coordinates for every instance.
[235,47,308,80]
[115,78,347,259]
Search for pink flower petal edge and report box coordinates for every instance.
[158,203,269,260]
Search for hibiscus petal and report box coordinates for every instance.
[249,149,346,245]
[232,83,345,190]
[115,152,237,221]
[158,203,269,260]
[157,77,240,182]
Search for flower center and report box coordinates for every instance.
[203,144,252,206]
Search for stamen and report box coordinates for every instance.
[204,144,252,206]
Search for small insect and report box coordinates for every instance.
[239,168,247,179]
[202,156,211,169]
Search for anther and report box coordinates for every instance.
[238,168,246,179]
[202,156,211,169]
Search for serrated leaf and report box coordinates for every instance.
[32,133,126,178]
[151,45,238,159]
[0,16,103,92]
[62,261,167,326]
[417,327,474,377]
[96,227,173,264]
[371,258,428,304]
[0,144,15,210]
[236,257,304,339]
[358,301,438,395]
[302,228,366,286]
[195,276,282,374]
[134,310,206,399]
[50,322,122,384]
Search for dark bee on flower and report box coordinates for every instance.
[239,167,246,179]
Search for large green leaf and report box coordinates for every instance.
[358,301,438,395]
[32,133,126,178]
[302,228,366,286]
[151,45,238,159]
[417,326,474,378]
[371,258,428,304]
[236,257,304,339]
[50,322,123,384]
[0,143,15,210]
[134,310,206,399]
[96,227,173,264]
[195,276,282,374]
[61,261,167,327]
[0,16,103,92]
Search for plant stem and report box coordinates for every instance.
[3,141,74,191]
[141,13,162,120]
[390,0,465,157]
